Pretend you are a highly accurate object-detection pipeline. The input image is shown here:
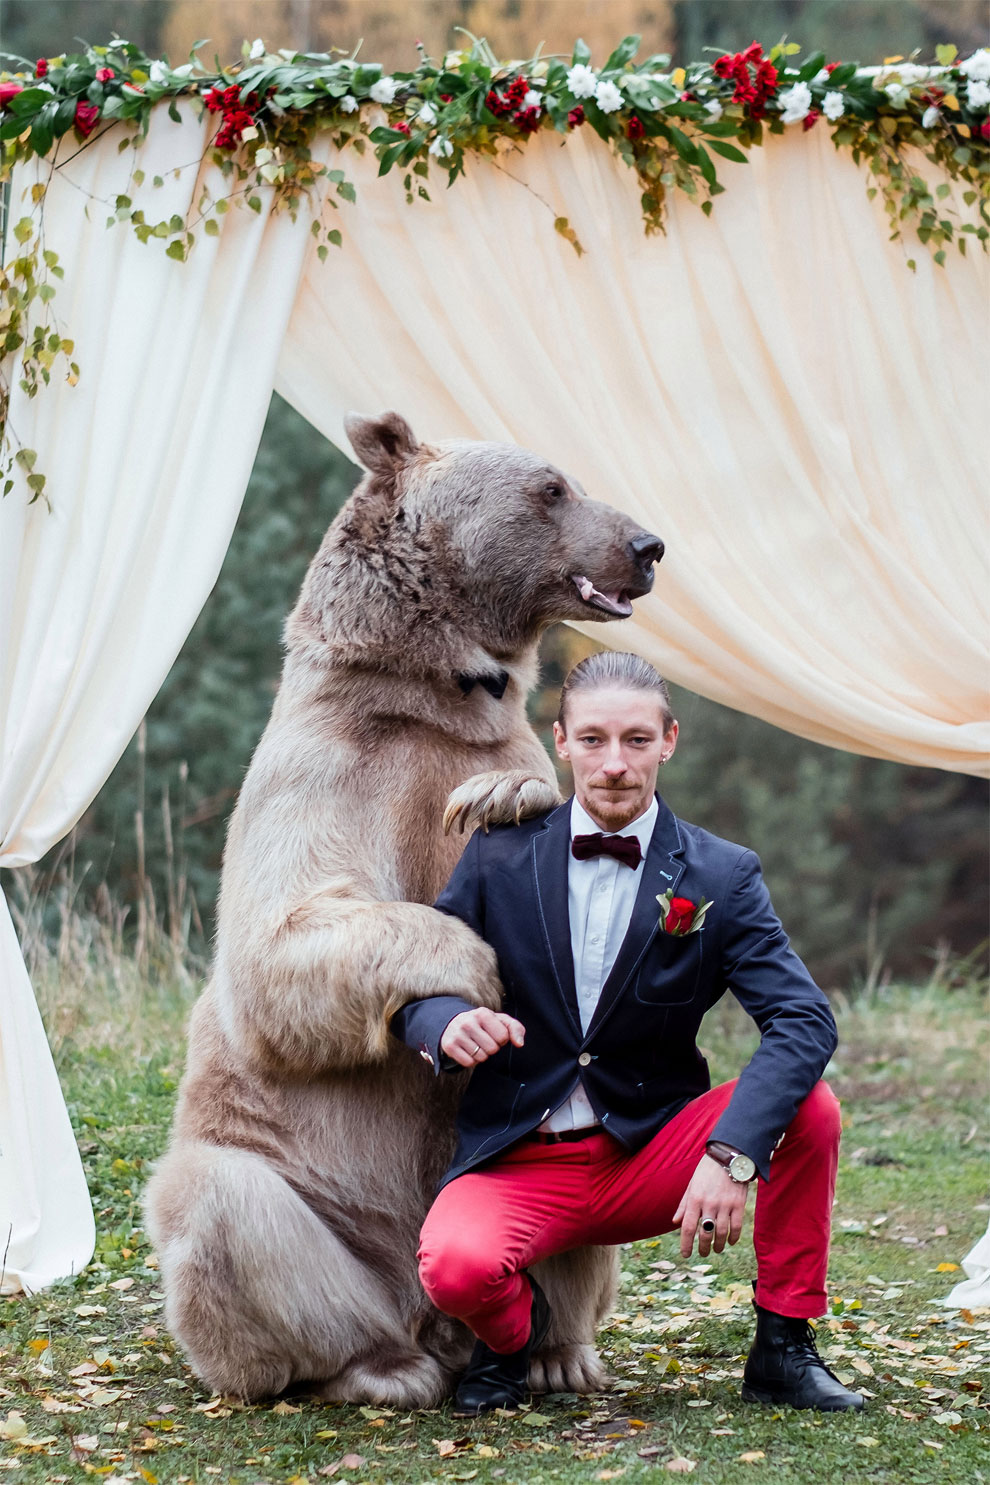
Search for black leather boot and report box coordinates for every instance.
[742,1301,864,1411]
[452,1274,552,1417]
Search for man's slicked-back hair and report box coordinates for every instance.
[557,651,675,733]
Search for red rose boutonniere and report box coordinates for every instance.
[657,890,712,936]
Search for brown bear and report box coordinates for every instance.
[145,411,663,1405]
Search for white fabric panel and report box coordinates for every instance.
[0,110,310,1290]
[277,124,989,775]
[943,1223,990,1310]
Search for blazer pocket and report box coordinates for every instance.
[633,930,704,1007]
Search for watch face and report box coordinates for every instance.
[729,1153,756,1182]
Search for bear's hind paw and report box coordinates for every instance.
[529,1342,609,1396]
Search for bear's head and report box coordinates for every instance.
[293,411,663,666]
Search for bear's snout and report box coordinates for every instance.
[628,533,665,573]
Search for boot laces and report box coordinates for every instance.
[787,1320,824,1366]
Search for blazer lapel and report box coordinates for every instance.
[585,793,686,1040]
[531,801,582,1037]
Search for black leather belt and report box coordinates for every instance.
[526,1125,602,1144]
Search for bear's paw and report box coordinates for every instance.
[443,770,561,835]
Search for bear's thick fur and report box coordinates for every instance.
[145,412,663,1404]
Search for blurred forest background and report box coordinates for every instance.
[1,0,987,989]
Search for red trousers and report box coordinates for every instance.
[418,1079,840,1353]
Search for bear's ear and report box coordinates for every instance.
[344,411,420,475]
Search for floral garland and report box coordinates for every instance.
[1,32,989,505]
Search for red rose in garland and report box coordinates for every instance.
[0,81,23,107]
[567,105,585,128]
[35,58,48,79]
[803,108,820,130]
[713,41,777,119]
[74,101,99,136]
[95,67,115,82]
[626,114,645,139]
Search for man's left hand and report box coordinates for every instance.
[672,1154,750,1258]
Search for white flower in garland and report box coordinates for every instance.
[959,48,990,82]
[891,63,928,84]
[417,101,438,125]
[172,62,193,78]
[811,68,830,85]
[340,94,358,112]
[704,98,723,120]
[149,59,169,84]
[595,79,624,113]
[566,62,598,98]
[369,75,398,105]
[428,135,453,158]
[884,81,911,108]
[249,38,265,60]
[522,89,543,110]
[922,104,942,128]
[778,80,813,123]
[966,78,990,110]
[823,89,845,121]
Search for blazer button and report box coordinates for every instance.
[578,1052,592,1067]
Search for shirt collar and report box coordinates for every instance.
[569,793,658,857]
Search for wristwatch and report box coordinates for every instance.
[705,1139,757,1184]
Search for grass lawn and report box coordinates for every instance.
[1,977,987,1485]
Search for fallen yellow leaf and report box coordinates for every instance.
[739,1451,766,1463]
[665,1460,697,1474]
[271,1400,300,1415]
[936,1263,960,1272]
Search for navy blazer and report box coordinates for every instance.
[392,794,837,1190]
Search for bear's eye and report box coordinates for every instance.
[544,481,565,500]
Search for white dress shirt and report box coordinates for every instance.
[538,793,659,1133]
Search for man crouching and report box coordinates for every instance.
[392,651,862,1416]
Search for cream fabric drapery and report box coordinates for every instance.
[1,106,987,1289]
[0,110,313,1290]
[278,122,989,774]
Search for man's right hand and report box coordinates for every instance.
[440,1008,526,1068]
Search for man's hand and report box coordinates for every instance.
[672,1153,750,1259]
[440,1008,526,1068]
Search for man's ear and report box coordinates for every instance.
[553,720,570,761]
[343,411,420,476]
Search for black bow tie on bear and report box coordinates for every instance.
[457,670,510,700]
[571,832,642,869]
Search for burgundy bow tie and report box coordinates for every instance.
[571,832,642,869]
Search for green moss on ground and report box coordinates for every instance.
[1,982,986,1485]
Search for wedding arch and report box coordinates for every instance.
[1,34,987,1293]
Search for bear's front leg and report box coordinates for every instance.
[443,770,562,836]
[221,897,502,1074]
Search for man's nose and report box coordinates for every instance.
[602,748,627,775]
[629,532,664,566]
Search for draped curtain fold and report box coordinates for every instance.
[0,111,311,1289]
[1,108,986,1289]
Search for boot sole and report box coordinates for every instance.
[741,1382,864,1412]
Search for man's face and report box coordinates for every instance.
[553,686,678,833]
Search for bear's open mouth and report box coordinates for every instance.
[571,574,634,619]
